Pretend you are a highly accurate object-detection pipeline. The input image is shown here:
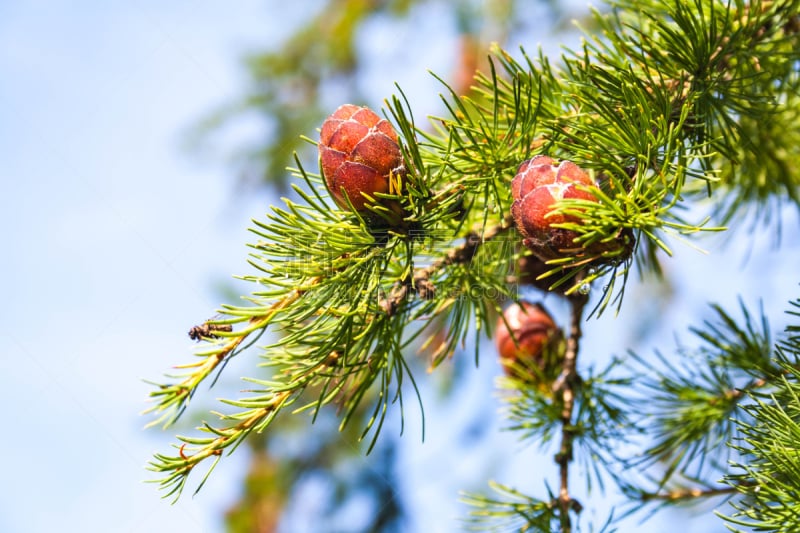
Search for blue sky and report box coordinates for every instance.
[2,2,799,533]
[0,2,269,531]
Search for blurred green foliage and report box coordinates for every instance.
[189,0,566,191]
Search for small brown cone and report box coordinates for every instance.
[495,301,563,387]
[319,104,404,215]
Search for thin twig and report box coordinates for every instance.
[639,483,748,503]
[553,292,589,532]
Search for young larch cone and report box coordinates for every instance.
[510,155,633,262]
[495,301,563,385]
[319,104,404,214]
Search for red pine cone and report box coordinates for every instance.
[319,104,404,213]
[495,301,562,383]
[510,156,599,260]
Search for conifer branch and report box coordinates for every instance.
[148,390,293,501]
[145,0,800,525]
[146,191,513,496]
[144,283,313,429]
